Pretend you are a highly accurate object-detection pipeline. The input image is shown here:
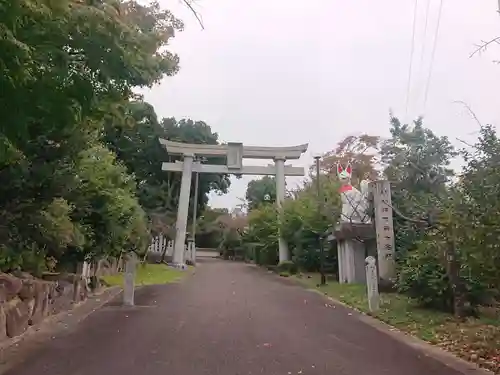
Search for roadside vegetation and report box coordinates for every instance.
[1,0,226,276]
[297,273,500,373]
[227,123,500,373]
[101,264,186,287]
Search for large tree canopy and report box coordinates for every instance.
[0,0,225,274]
[104,108,230,226]
[245,176,277,210]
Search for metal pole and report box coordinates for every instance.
[315,156,326,286]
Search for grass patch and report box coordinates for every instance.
[294,273,500,373]
[102,263,187,287]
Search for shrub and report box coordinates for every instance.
[397,240,490,313]
[292,245,318,272]
[397,245,452,311]
[276,260,298,275]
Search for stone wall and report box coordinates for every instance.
[0,272,89,342]
[0,256,123,343]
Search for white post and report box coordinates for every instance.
[192,241,197,265]
[365,256,380,312]
[274,157,289,263]
[185,243,189,263]
[123,252,138,306]
[168,240,174,256]
[172,154,194,267]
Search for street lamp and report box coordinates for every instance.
[313,154,326,286]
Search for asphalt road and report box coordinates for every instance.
[5,259,469,375]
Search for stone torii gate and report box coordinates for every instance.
[159,139,308,267]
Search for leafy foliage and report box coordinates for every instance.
[0,0,226,274]
[245,176,277,210]
[380,116,456,260]
[241,174,341,271]
[382,116,500,317]
[317,134,380,183]
[104,106,230,226]
[244,112,500,321]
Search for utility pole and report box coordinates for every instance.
[314,155,326,286]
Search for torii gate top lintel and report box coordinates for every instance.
[159,138,308,160]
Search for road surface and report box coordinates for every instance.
[4,259,469,375]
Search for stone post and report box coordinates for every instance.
[365,256,380,312]
[188,241,196,265]
[172,154,194,267]
[168,240,174,256]
[123,252,138,306]
[337,240,346,283]
[274,157,289,263]
[372,180,396,284]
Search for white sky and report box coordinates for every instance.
[143,0,500,209]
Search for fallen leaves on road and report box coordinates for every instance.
[257,343,272,348]
[433,320,500,374]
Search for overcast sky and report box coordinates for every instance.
[143,0,500,209]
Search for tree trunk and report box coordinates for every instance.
[444,240,467,319]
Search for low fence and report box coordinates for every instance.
[147,236,195,263]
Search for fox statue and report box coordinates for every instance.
[337,163,371,224]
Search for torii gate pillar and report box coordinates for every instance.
[274,157,289,263]
[172,153,193,266]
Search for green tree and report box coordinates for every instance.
[282,175,340,271]
[380,116,456,259]
[0,0,183,273]
[458,124,500,300]
[241,173,341,270]
[243,204,280,265]
[245,176,277,210]
[103,106,231,228]
[195,207,230,248]
[381,116,484,317]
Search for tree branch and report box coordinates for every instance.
[456,137,477,149]
[382,199,428,225]
[469,37,500,58]
[453,100,483,129]
[181,0,204,29]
